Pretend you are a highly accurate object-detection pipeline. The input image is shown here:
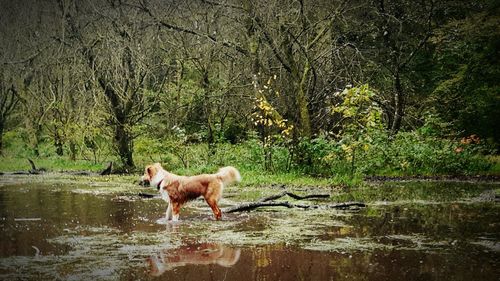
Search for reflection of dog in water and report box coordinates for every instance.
[146,243,241,277]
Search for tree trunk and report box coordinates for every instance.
[100,79,135,171]
[54,127,64,156]
[0,120,4,155]
[201,70,216,156]
[391,72,404,134]
[296,60,312,138]
[69,140,77,161]
[115,122,134,171]
[32,123,43,157]
[350,146,356,177]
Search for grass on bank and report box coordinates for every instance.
[0,128,497,187]
[487,155,500,174]
[0,156,106,172]
[0,155,359,187]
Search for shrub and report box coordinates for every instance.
[352,129,490,175]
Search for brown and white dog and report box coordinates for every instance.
[141,163,241,221]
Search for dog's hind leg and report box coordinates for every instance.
[204,181,223,220]
[206,198,222,220]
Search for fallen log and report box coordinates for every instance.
[28,158,37,171]
[224,201,296,213]
[223,201,366,213]
[28,158,46,174]
[100,162,113,175]
[11,171,30,175]
[138,192,157,198]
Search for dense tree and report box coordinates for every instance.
[0,0,497,171]
[241,0,349,138]
[0,72,19,155]
[340,0,437,134]
[59,0,166,170]
[429,3,500,144]
[0,0,43,155]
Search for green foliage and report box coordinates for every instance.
[367,115,490,174]
[292,137,337,175]
[360,130,490,175]
[223,121,247,144]
[2,129,29,158]
[82,127,111,164]
[263,114,491,177]
[429,9,500,145]
[0,128,494,185]
[251,75,295,171]
[0,1,497,182]
[332,85,383,131]
[331,85,384,175]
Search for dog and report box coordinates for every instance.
[141,163,241,221]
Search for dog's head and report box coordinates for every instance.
[141,163,164,188]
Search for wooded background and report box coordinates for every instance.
[1,0,498,174]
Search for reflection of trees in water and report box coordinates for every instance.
[0,185,140,256]
[109,200,135,232]
[253,245,335,280]
[344,203,498,240]
[1,180,498,281]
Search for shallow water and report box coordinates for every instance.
[0,175,498,280]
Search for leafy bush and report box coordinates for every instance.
[285,116,490,177]
[349,129,490,176]
[292,137,336,175]
[1,116,492,178]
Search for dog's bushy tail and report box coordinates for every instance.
[217,166,242,185]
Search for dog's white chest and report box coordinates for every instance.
[159,187,170,203]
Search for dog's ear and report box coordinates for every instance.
[146,166,155,178]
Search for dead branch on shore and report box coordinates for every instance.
[28,158,46,174]
[138,192,157,198]
[224,201,366,213]
[223,191,365,213]
[100,161,113,175]
[259,191,330,202]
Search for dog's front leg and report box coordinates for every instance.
[165,204,173,220]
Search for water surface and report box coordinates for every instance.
[0,175,498,280]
